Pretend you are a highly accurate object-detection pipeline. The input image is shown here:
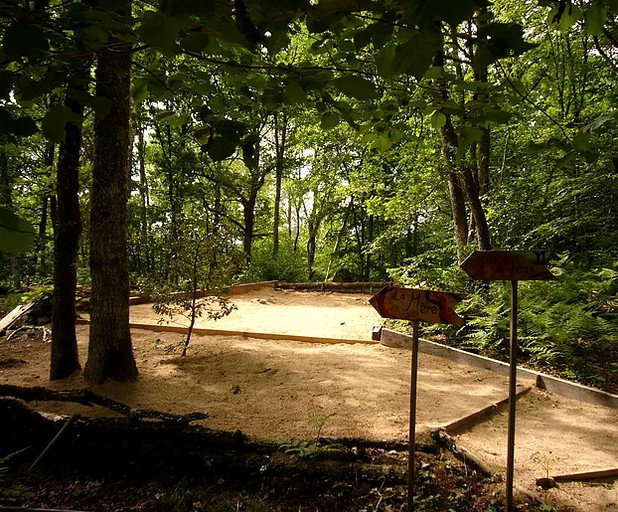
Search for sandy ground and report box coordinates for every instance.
[1,287,617,511]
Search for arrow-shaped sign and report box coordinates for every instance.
[370,286,465,325]
[460,250,555,281]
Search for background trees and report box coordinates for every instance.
[0,0,617,388]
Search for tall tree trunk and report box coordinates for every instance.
[461,167,491,250]
[50,86,84,380]
[0,143,21,289]
[440,120,469,251]
[242,194,256,261]
[84,9,138,384]
[29,142,55,279]
[272,113,287,258]
[136,121,151,274]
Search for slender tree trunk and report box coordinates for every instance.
[306,216,318,280]
[440,119,469,250]
[50,87,84,380]
[461,167,491,250]
[272,114,287,258]
[242,194,256,261]
[365,214,374,281]
[0,144,21,289]
[181,239,201,357]
[136,122,151,274]
[29,142,55,279]
[84,9,138,384]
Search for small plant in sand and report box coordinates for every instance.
[280,412,342,458]
[153,294,236,356]
[151,222,241,356]
[540,450,556,479]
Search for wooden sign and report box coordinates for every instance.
[370,286,465,325]
[460,250,555,281]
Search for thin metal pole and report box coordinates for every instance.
[506,280,518,511]
[408,320,420,512]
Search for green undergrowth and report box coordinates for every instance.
[418,259,618,393]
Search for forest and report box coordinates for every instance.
[0,0,617,392]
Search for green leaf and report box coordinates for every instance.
[137,13,186,55]
[475,23,537,71]
[572,132,591,151]
[208,136,237,161]
[485,109,512,124]
[372,136,392,151]
[409,0,482,27]
[12,116,38,137]
[394,32,441,79]
[75,24,109,50]
[181,30,210,53]
[583,114,616,132]
[2,20,49,60]
[585,3,607,36]
[456,125,484,160]
[160,0,216,16]
[285,81,307,104]
[320,112,340,130]
[167,114,188,127]
[430,111,447,130]
[353,21,393,50]
[0,71,13,99]
[333,75,378,101]
[375,44,396,79]
[547,5,583,32]
[0,207,36,253]
[42,106,81,143]
[132,81,150,104]
[423,66,443,79]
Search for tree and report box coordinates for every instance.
[50,64,89,380]
[84,1,137,384]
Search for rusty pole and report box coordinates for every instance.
[506,280,518,511]
[408,320,420,512]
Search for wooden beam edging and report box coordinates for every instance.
[77,318,375,345]
[380,328,618,409]
[551,468,618,483]
[277,281,388,293]
[431,429,493,477]
[443,386,533,435]
[228,281,278,294]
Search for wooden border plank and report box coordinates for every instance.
[380,329,618,408]
[552,468,618,482]
[77,318,375,345]
[228,281,278,294]
[443,386,533,434]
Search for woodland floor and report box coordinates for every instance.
[0,287,617,511]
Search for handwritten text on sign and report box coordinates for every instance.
[460,250,555,281]
[370,286,465,325]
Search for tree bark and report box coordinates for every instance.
[136,118,151,274]
[0,143,21,289]
[50,84,85,380]
[272,113,287,258]
[441,120,469,250]
[29,142,55,279]
[461,167,491,250]
[84,10,138,384]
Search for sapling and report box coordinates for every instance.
[152,223,240,356]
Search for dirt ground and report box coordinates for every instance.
[1,287,617,511]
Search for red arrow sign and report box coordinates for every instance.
[460,250,555,281]
[370,286,465,325]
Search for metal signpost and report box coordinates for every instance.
[460,250,554,511]
[370,285,465,511]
